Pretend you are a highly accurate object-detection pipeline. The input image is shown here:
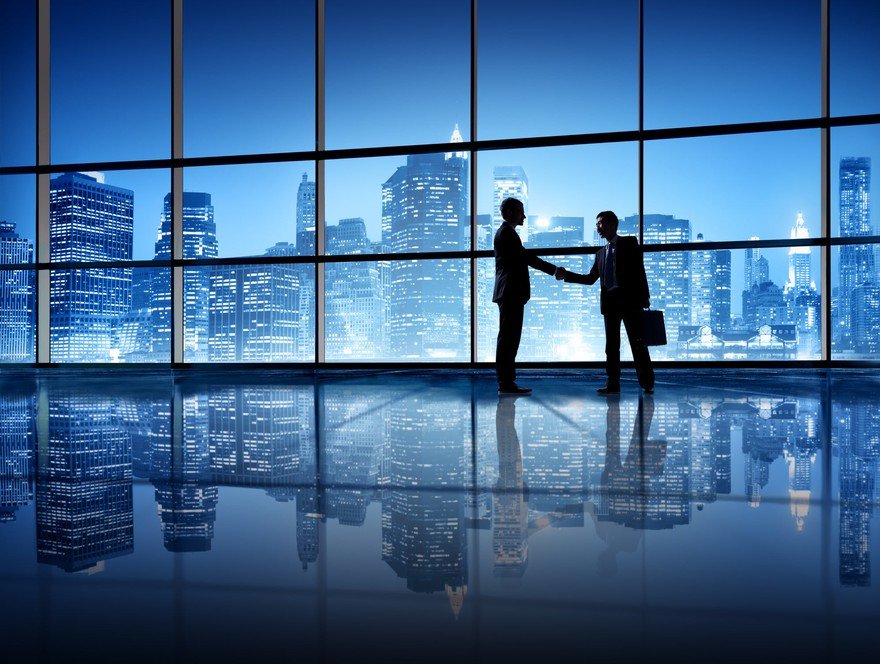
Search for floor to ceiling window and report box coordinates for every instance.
[0,0,877,364]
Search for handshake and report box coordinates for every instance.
[554,266,568,281]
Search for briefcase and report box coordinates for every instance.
[642,309,667,346]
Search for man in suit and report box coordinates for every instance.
[557,210,654,394]
[493,197,563,395]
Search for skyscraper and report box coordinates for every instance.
[691,233,713,327]
[712,249,732,333]
[382,139,469,359]
[785,213,812,293]
[296,173,316,256]
[0,221,34,361]
[745,238,769,290]
[49,172,133,362]
[621,214,691,354]
[325,218,386,358]
[838,157,873,348]
[152,192,217,360]
[493,166,528,239]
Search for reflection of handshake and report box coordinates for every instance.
[554,266,567,281]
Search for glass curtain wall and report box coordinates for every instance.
[0,0,878,364]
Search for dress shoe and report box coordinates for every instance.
[498,383,532,395]
[596,384,621,395]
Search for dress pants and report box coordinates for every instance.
[603,292,654,389]
[496,300,525,386]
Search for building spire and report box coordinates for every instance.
[446,124,467,160]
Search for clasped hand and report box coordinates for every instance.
[554,266,567,281]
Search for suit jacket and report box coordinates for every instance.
[564,235,649,315]
[493,223,556,304]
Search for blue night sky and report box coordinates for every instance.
[1,0,878,290]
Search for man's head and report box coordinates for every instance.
[595,210,619,240]
[500,198,526,226]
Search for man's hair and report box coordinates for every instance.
[500,197,523,222]
[596,210,619,229]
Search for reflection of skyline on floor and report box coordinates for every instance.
[1,374,878,602]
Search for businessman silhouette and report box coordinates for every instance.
[493,197,563,395]
[557,211,654,394]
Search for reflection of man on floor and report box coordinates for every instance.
[493,396,528,577]
[592,395,666,576]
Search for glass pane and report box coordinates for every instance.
[183,163,312,260]
[645,0,820,128]
[0,0,35,166]
[0,269,35,362]
[51,1,170,163]
[0,175,35,263]
[327,258,470,362]
[478,0,638,139]
[479,246,822,362]
[326,0,469,149]
[832,0,880,116]
[184,0,314,156]
[478,144,638,251]
[185,263,315,362]
[832,125,879,238]
[50,267,170,363]
[477,255,604,362]
[49,170,169,263]
[645,131,821,242]
[326,152,469,256]
[832,244,880,358]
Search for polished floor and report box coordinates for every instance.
[0,368,878,661]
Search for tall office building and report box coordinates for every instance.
[49,172,133,361]
[691,234,713,327]
[519,215,590,360]
[382,140,469,359]
[208,259,305,362]
[838,157,873,348]
[785,213,813,293]
[0,394,35,523]
[745,238,769,289]
[0,221,34,361]
[325,218,386,358]
[296,173,316,256]
[152,192,218,360]
[712,249,732,332]
[621,214,691,353]
[36,395,134,572]
[852,284,880,355]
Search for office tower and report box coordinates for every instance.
[0,393,35,523]
[36,395,134,572]
[852,283,880,355]
[322,386,385,526]
[745,237,770,291]
[475,214,497,361]
[836,397,878,586]
[0,221,34,361]
[152,192,218,360]
[382,138,469,359]
[712,249,732,332]
[519,215,589,360]
[621,214,691,353]
[208,387,303,489]
[785,213,812,293]
[49,172,133,362]
[838,157,873,348]
[691,234,713,327]
[296,173,316,256]
[382,393,468,599]
[325,218,386,358]
[152,393,218,552]
[208,260,305,362]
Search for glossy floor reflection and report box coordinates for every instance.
[1,369,878,661]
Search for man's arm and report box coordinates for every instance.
[525,252,556,276]
[632,238,650,307]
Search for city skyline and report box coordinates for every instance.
[0,145,875,361]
